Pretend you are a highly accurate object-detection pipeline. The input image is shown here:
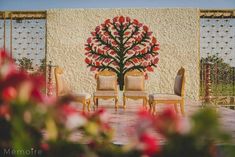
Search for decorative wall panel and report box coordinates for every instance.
[200,10,235,106]
[47,8,200,100]
[0,12,46,73]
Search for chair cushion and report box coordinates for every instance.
[98,76,116,90]
[174,75,182,96]
[94,91,118,97]
[126,76,144,91]
[74,93,91,100]
[149,93,182,101]
[124,91,148,97]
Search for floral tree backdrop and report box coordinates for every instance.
[84,16,160,90]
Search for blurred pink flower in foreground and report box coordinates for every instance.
[0,49,45,117]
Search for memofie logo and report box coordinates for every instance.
[3,148,42,156]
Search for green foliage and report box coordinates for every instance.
[162,108,232,157]
[218,144,235,157]
[18,57,34,71]
[200,55,235,96]
[39,58,46,73]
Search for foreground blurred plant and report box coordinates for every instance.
[0,49,234,157]
[0,50,46,157]
[126,107,235,157]
[0,50,116,157]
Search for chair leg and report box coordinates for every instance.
[93,97,96,106]
[93,97,98,109]
[174,103,179,113]
[143,97,148,109]
[153,102,156,115]
[115,97,118,111]
[87,99,90,112]
[145,97,148,109]
[82,100,86,112]
[149,99,152,113]
[180,99,185,116]
[123,96,126,109]
[96,98,99,107]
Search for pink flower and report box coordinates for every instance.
[109,50,116,55]
[104,32,109,36]
[90,67,96,71]
[126,17,131,22]
[42,96,57,106]
[153,46,160,51]
[154,107,180,136]
[85,47,91,51]
[85,58,91,64]
[87,37,92,44]
[2,86,17,102]
[31,88,44,102]
[152,37,157,44]
[138,109,154,122]
[142,62,148,67]
[0,50,13,65]
[138,23,143,27]
[133,46,140,50]
[94,108,105,116]
[59,104,78,117]
[140,48,146,54]
[147,66,154,72]
[113,16,118,22]
[103,46,109,50]
[91,32,96,36]
[133,58,139,63]
[0,104,10,117]
[124,31,130,36]
[104,19,111,25]
[127,51,134,55]
[95,26,100,32]
[140,133,160,156]
[119,16,125,23]
[153,58,159,64]
[133,19,139,25]
[147,32,153,36]
[40,143,49,151]
[143,25,149,32]
[95,62,100,66]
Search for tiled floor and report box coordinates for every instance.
[81,99,235,145]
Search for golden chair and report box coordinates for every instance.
[149,67,185,115]
[123,70,148,109]
[93,70,118,111]
[54,66,91,111]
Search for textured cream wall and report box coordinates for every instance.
[47,8,200,100]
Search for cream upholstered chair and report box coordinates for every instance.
[54,66,91,111]
[123,70,148,109]
[149,67,185,115]
[93,70,118,111]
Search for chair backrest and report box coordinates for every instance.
[54,66,71,96]
[124,70,145,91]
[96,70,117,91]
[174,67,185,96]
